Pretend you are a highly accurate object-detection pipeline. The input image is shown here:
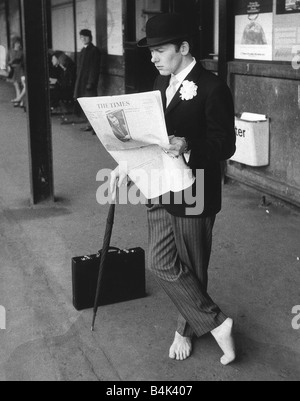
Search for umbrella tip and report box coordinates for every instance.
[91,314,96,332]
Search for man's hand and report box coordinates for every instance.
[86,84,94,91]
[161,137,188,159]
[110,166,129,202]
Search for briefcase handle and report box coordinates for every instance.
[108,246,121,253]
[98,246,121,255]
[98,247,132,255]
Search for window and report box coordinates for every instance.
[136,0,166,42]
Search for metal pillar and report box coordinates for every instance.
[21,0,54,205]
[218,0,235,81]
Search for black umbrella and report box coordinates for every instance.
[91,202,116,331]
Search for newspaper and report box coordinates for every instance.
[78,91,195,199]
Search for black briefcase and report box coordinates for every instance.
[72,247,146,311]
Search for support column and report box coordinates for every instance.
[218,0,235,81]
[21,0,54,205]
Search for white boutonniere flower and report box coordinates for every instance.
[180,80,198,101]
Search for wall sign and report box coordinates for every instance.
[107,0,123,56]
[76,0,96,52]
[235,0,274,60]
[0,45,6,70]
[277,0,300,14]
[274,0,300,61]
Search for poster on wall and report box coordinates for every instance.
[274,0,300,61]
[0,45,6,70]
[107,0,123,56]
[235,0,274,60]
[76,0,96,52]
[277,0,300,14]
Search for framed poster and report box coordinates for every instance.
[274,0,300,60]
[0,45,6,70]
[235,0,274,61]
[76,0,96,52]
[52,0,76,53]
[277,0,300,14]
[107,0,123,56]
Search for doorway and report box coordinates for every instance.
[124,0,215,93]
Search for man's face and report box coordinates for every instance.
[110,115,120,127]
[150,44,184,76]
[14,42,22,51]
[52,56,59,67]
[80,35,92,46]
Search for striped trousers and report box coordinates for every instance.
[147,204,227,338]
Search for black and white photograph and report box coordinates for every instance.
[0,0,299,385]
[285,0,300,11]
[235,0,274,60]
[277,0,300,13]
[106,110,132,142]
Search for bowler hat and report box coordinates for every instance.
[137,13,192,48]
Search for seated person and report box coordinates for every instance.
[49,51,64,108]
[57,53,76,104]
[49,51,76,112]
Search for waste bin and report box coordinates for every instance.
[231,112,270,167]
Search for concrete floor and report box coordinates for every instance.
[0,81,300,381]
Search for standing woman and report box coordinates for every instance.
[8,37,24,102]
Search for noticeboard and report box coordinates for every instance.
[274,0,300,61]
[234,0,300,62]
[107,0,123,56]
[235,0,274,61]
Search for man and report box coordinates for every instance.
[74,29,101,133]
[107,113,131,142]
[111,13,236,364]
[49,51,64,110]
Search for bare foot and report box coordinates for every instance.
[211,318,236,366]
[169,332,192,361]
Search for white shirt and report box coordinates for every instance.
[170,58,197,93]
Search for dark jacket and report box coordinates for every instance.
[74,43,101,99]
[60,56,76,101]
[154,63,236,218]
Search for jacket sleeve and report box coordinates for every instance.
[190,83,236,163]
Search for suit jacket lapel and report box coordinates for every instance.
[165,87,182,115]
[165,64,204,116]
[159,78,169,111]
